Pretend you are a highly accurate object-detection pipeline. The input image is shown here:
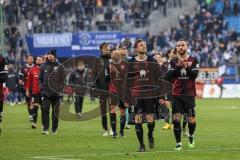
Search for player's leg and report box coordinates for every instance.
[26,91,33,122]
[41,96,51,134]
[0,101,3,122]
[119,107,126,137]
[185,96,196,148]
[145,99,155,149]
[74,95,80,114]
[0,101,3,133]
[109,105,117,138]
[31,94,41,129]
[125,108,130,129]
[162,103,172,130]
[51,96,61,134]
[100,95,108,136]
[27,101,33,122]
[135,99,145,152]
[79,96,84,113]
[182,114,188,136]
[172,96,183,150]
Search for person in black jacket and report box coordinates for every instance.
[96,42,112,136]
[68,60,87,116]
[6,64,19,106]
[39,49,66,135]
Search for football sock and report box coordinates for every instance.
[135,123,144,146]
[173,120,181,143]
[120,115,126,133]
[110,113,117,133]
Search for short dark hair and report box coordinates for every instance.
[118,43,127,49]
[177,39,187,44]
[99,42,109,50]
[48,49,57,57]
[27,55,33,58]
[77,60,84,66]
[110,47,118,54]
[134,39,145,49]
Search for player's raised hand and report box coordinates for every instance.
[109,64,117,73]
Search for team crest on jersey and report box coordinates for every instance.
[120,65,125,70]
[168,64,171,69]
[180,68,187,76]
[188,62,192,67]
[54,67,58,70]
[140,69,146,78]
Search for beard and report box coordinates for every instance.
[139,51,146,54]
[178,50,187,55]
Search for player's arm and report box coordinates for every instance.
[165,59,181,81]
[185,58,199,79]
[38,64,45,90]
[18,68,24,85]
[68,71,75,85]
[58,64,66,91]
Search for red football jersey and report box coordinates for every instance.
[26,65,41,94]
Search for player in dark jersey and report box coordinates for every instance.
[19,55,34,122]
[154,53,173,130]
[97,42,112,136]
[166,49,189,136]
[108,47,128,138]
[165,40,199,150]
[26,56,43,129]
[127,39,163,152]
[118,43,131,129]
[0,56,7,133]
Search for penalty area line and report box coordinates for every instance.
[32,147,240,160]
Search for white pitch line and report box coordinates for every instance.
[32,147,240,160]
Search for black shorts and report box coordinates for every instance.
[172,96,196,117]
[31,93,42,106]
[118,99,125,109]
[134,98,155,114]
[25,89,32,103]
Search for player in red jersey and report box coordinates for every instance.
[19,55,34,122]
[26,56,43,128]
[165,40,199,150]
[108,47,128,138]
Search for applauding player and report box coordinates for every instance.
[165,40,199,150]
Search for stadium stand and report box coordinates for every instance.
[2,0,240,69]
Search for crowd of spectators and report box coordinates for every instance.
[2,0,240,73]
[4,0,183,33]
[148,0,240,68]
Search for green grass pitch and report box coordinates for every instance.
[0,98,240,160]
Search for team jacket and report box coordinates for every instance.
[68,68,88,95]
[95,54,111,91]
[26,65,41,94]
[39,60,66,97]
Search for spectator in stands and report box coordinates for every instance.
[233,0,239,16]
